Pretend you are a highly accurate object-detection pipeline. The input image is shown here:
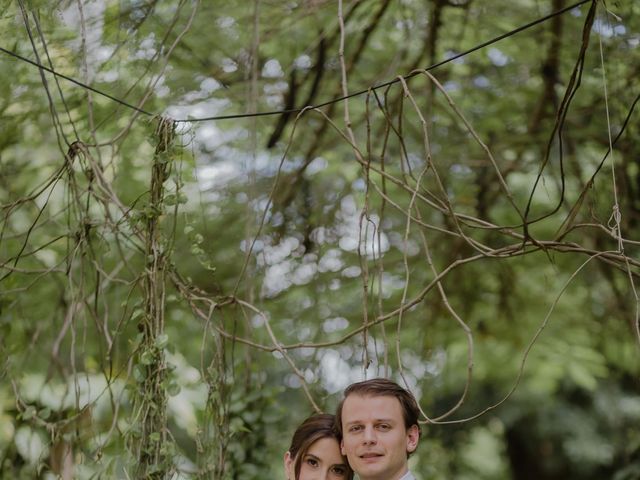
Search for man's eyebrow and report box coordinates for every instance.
[345,418,396,425]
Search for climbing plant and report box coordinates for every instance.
[1,1,639,478]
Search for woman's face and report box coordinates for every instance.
[285,437,350,480]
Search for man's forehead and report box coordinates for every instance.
[342,393,403,418]
[344,392,400,403]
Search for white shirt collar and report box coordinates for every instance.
[399,471,415,480]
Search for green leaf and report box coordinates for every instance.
[155,333,169,350]
[140,350,155,365]
[164,194,177,206]
[133,365,147,383]
[166,381,181,397]
[21,406,36,421]
[38,408,51,421]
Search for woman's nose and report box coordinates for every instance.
[316,470,331,480]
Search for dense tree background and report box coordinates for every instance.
[1,0,639,478]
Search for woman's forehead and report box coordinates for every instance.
[306,436,343,461]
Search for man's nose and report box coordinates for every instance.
[363,425,377,444]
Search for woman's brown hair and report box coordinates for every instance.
[287,413,353,479]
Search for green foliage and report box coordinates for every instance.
[1,0,640,478]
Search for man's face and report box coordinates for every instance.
[340,394,419,480]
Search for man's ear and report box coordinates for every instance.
[284,451,294,479]
[406,424,420,453]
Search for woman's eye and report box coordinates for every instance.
[331,466,347,476]
[306,458,318,467]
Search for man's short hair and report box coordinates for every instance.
[336,378,422,436]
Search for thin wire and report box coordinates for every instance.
[0,0,590,124]
[598,14,622,251]
[179,0,591,123]
[0,45,154,117]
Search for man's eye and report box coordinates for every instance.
[377,423,391,430]
[349,425,363,432]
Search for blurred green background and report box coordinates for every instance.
[0,0,639,478]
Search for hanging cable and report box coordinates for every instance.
[0,0,591,124]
